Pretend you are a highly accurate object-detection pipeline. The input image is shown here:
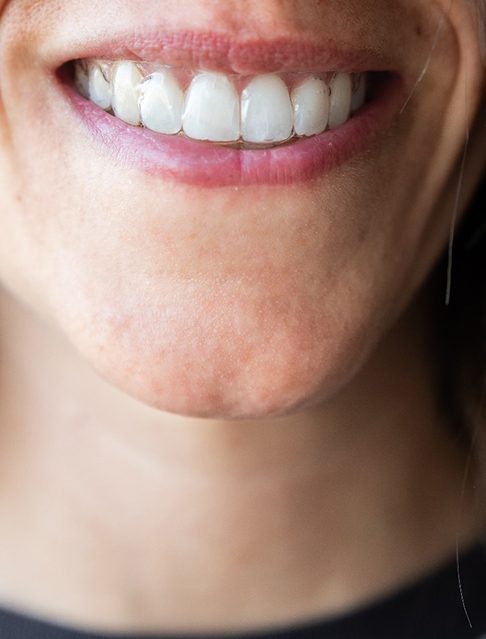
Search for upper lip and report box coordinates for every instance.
[59,31,393,75]
[38,2,431,83]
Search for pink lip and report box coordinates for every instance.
[52,31,394,76]
[61,72,404,188]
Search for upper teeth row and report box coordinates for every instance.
[74,60,367,145]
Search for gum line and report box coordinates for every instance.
[76,59,365,91]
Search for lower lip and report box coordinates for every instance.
[60,72,404,188]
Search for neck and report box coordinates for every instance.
[0,285,479,634]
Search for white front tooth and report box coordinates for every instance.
[328,73,352,130]
[74,61,89,99]
[140,71,184,134]
[291,77,330,137]
[112,62,143,126]
[351,74,367,114]
[88,63,112,111]
[183,72,240,142]
[241,74,293,144]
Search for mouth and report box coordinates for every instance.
[56,32,406,187]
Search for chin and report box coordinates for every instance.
[62,288,373,420]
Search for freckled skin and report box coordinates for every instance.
[0,0,484,418]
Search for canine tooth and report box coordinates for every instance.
[88,63,112,111]
[140,71,184,134]
[351,74,367,114]
[241,74,293,144]
[291,77,330,137]
[112,62,143,125]
[183,72,240,142]
[328,73,352,130]
[74,61,89,99]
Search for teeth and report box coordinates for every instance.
[112,62,143,125]
[183,72,240,142]
[76,60,368,145]
[328,73,352,130]
[291,77,330,137]
[88,63,112,111]
[140,71,184,134]
[351,74,367,114]
[74,61,90,99]
[241,74,293,144]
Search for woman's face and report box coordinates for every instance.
[0,0,484,418]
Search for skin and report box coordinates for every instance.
[0,0,485,634]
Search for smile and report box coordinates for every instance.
[58,32,407,187]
